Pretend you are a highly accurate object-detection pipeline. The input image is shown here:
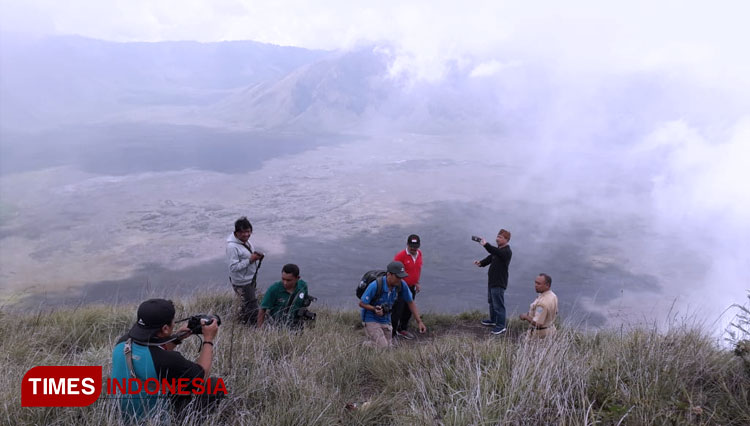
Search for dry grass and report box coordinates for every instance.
[1,293,748,425]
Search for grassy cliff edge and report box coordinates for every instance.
[2,294,748,425]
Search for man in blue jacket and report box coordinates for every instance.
[358,261,427,347]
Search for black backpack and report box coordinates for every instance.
[356,270,388,301]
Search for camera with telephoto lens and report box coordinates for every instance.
[296,309,316,320]
[294,294,317,321]
[186,314,222,334]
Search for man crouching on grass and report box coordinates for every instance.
[358,261,427,348]
[111,298,222,421]
[257,263,313,328]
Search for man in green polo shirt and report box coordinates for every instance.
[257,263,311,327]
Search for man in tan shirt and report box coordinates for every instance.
[519,273,558,338]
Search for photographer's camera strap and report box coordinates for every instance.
[283,287,303,323]
[374,276,400,307]
[121,338,160,394]
[124,338,137,379]
[286,288,300,308]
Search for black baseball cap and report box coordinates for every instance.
[128,299,176,342]
[407,234,421,248]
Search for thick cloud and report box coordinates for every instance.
[2,0,749,334]
[2,1,748,88]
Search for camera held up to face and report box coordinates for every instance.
[185,314,222,335]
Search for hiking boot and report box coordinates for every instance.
[491,327,507,335]
[397,330,415,340]
[481,319,495,327]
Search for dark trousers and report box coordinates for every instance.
[233,284,258,325]
[391,285,416,334]
[488,286,506,329]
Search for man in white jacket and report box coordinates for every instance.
[226,217,264,325]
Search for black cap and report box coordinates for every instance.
[128,299,175,342]
[407,234,421,248]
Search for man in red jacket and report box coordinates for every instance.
[391,234,423,339]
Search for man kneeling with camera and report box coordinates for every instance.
[257,263,316,328]
[111,298,221,420]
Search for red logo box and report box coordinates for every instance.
[22,366,102,407]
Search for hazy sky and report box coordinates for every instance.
[2,0,749,87]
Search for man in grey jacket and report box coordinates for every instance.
[226,217,264,325]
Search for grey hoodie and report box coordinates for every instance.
[226,233,257,286]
